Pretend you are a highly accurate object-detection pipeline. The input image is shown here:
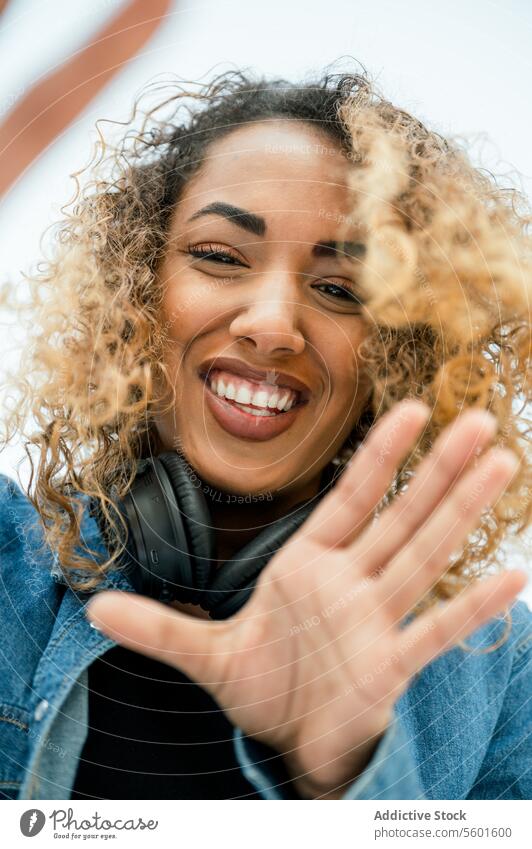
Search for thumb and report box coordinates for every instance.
[86,591,231,686]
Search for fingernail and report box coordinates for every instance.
[475,410,497,431]
[86,597,103,630]
[493,447,520,472]
[401,398,430,417]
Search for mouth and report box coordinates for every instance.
[199,357,312,399]
[197,357,311,442]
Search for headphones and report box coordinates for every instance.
[89,451,341,620]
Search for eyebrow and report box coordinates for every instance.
[188,202,266,237]
[187,201,366,260]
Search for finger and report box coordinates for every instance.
[376,447,519,618]
[352,410,497,577]
[396,569,528,679]
[301,400,430,549]
[86,591,231,686]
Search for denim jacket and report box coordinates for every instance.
[0,471,531,801]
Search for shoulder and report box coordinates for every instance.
[0,471,35,542]
[0,470,124,602]
[395,599,532,797]
[399,597,532,735]
[0,473,67,714]
[413,597,532,693]
[470,597,532,672]
[0,470,63,613]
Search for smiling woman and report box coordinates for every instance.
[0,66,531,802]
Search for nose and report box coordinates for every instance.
[229,273,305,357]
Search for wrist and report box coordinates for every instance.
[282,719,389,799]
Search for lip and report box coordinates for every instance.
[197,356,312,401]
[201,378,307,442]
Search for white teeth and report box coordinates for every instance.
[207,369,299,411]
[252,389,270,408]
[278,392,290,410]
[235,385,252,404]
[238,405,276,417]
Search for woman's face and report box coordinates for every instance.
[154,120,371,500]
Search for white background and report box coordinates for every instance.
[0,0,530,602]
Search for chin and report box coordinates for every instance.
[197,464,284,498]
[190,451,304,498]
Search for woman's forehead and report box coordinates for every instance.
[172,133,355,231]
[181,121,351,189]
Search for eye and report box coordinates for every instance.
[187,243,247,267]
[312,281,364,307]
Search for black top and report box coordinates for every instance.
[71,645,293,800]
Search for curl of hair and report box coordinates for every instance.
[1,62,530,649]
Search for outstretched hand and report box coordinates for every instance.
[87,401,527,798]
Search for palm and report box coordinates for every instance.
[88,402,526,791]
[213,541,401,774]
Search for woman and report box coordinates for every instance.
[0,67,530,801]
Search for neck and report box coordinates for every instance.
[207,475,324,563]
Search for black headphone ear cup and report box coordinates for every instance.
[157,452,215,593]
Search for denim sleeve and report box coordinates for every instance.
[233,708,426,800]
[234,602,532,800]
[467,603,532,800]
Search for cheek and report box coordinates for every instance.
[324,338,365,395]
[319,338,369,424]
[342,324,368,379]
[161,281,216,343]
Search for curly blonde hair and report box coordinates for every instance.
[1,65,530,636]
